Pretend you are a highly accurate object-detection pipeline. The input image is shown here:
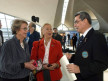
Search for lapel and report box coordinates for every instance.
[39,38,55,60]
[49,39,55,57]
[76,28,94,51]
[39,39,45,60]
[39,38,45,52]
[40,38,55,51]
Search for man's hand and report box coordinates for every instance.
[43,63,58,70]
[66,63,80,73]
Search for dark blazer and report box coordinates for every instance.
[28,31,40,54]
[0,30,4,45]
[52,33,62,43]
[62,36,66,43]
[0,36,30,79]
[74,28,108,81]
[72,36,77,44]
[30,38,63,81]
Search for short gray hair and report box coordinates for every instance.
[11,19,28,34]
[75,11,92,25]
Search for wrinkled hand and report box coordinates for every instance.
[43,63,58,70]
[49,63,58,70]
[43,64,48,69]
[66,53,72,59]
[24,60,37,70]
[66,63,80,73]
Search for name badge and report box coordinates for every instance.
[51,45,54,47]
[82,51,88,58]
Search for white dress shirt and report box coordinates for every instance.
[43,39,51,64]
[83,27,92,37]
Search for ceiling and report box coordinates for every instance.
[65,0,108,32]
[0,0,108,32]
[0,0,59,27]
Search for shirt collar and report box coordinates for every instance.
[44,38,51,46]
[83,27,92,37]
[13,35,26,43]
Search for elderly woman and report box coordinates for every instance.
[31,23,63,81]
[0,19,36,81]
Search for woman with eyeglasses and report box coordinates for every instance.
[0,19,36,81]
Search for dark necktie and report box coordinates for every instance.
[77,35,84,47]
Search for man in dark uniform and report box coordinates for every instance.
[67,11,108,81]
[67,33,70,45]
[52,28,62,43]
[61,33,66,51]
[28,22,40,54]
[0,20,4,52]
[72,33,77,51]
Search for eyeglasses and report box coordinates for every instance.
[74,20,82,24]
[20,28,28,31]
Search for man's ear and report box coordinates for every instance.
[84,19,88,23]
[83,19,88,25]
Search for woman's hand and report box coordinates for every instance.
[24,60,37,70]
[49,63,58,70]
[43,64,49,69]
[43,63,58,70]
[66,63,80,73]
